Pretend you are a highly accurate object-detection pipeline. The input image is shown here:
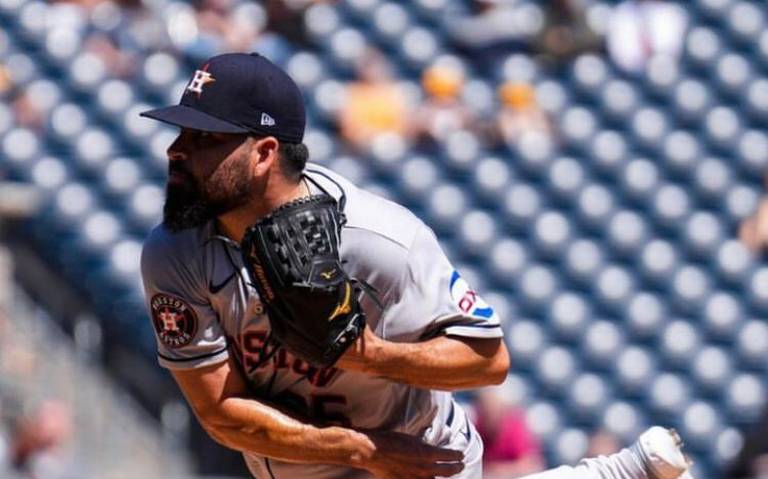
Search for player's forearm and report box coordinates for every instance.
[364,336,509,390]
[202,397,374,467]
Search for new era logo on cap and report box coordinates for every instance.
[261,113,275,126]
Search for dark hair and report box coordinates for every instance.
[278,142,309,180]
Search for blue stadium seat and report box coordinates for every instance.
[536,80,569,117]
[600,79,640,123]
[650,184,691,230]
[442,129,482,174]
[702,292,743,340]
[30,156,69,191]
[397,155,439,201]
[695,0,735,20]
[589,130,629,176]
[625,292,666,340]
[503,182,544,227]
[615,346,656,396]
[685,27,723,70]
[488,237,528,284]
[649,372,691,416]
[518,264,558,309]
[536,345,578,393]
[736,129,768,175]
[713,53,752,98]
[525,401,562,443]
[68,52,108,93]
[569,372,611,419]
[694,157,733,201]
[725,1,765,45]
[571,54,610,97]
[620,157,661,203]
[672,79,712,124]
[743,78,768,121]
[49,103,88,143]
[736,319,768,369]
[371,2,413,45]
[507,319,548,369]
[74,128,115,172]
[681,401,720,448]
[670,265,711,313]
[714,239,755,285]
[660,320,701,366]
[630,107,669,151]
[594,265,636,310]
[472,156,513,203]
[368,133,408,175]
[286,52,327,92]
[692,346,733,392]
[141,52,182,95]
[683,211,724,258]
[662,130,701,176]
[548,291,591,342]
[128,183,164,231]
[546,156,586,203]
[639,239,679,284]
[643,55,681,99]
[581,319,625,368]
[703,106,742,150]
[576,184,616,230]
[724,184,760,221]
[564,239,605,285]
[1,127,41,173]
[607,210,648,257]
[601,401,645,444]
[425,182,469,232]
[532,210,572,259]
[560,106,598,149]
[552,428,589,466]
[725,373,765,421]
[458,209,496,256]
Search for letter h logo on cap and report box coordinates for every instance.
[186,64,216,97]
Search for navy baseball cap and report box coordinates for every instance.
[140,53,305,143]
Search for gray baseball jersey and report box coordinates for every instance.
[141,163,503,478]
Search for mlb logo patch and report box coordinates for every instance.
[449,271,495,319]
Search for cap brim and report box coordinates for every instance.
[139,105,249,134]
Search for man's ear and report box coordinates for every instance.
[249,136,279,177]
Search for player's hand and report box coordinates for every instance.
[360,430,465,479]
[336,325,383,373]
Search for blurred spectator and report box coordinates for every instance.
[11,92,45,132]
[445,0,541,62]
[412,59,479,150]
[338,48,409,152]
[587,429,622,457]
[0,65,12,98]
[739,194,768,252]
[8,400,80,479]
[495,80,553,148]
[534,0,602,67]
[266,0,327,46]
[729,407,768,478]
[474,384,544,478]
[607,0,687,74]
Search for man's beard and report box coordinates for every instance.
[163,161,255,233]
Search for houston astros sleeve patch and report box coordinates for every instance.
[151,293,199,349]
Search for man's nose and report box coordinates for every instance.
[167,135,189,162]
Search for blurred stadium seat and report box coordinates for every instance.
[0,0,766,476]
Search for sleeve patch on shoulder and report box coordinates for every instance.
[449,271,495,319]
[151,293,198,349]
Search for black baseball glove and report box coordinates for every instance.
[241,195,367,369]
